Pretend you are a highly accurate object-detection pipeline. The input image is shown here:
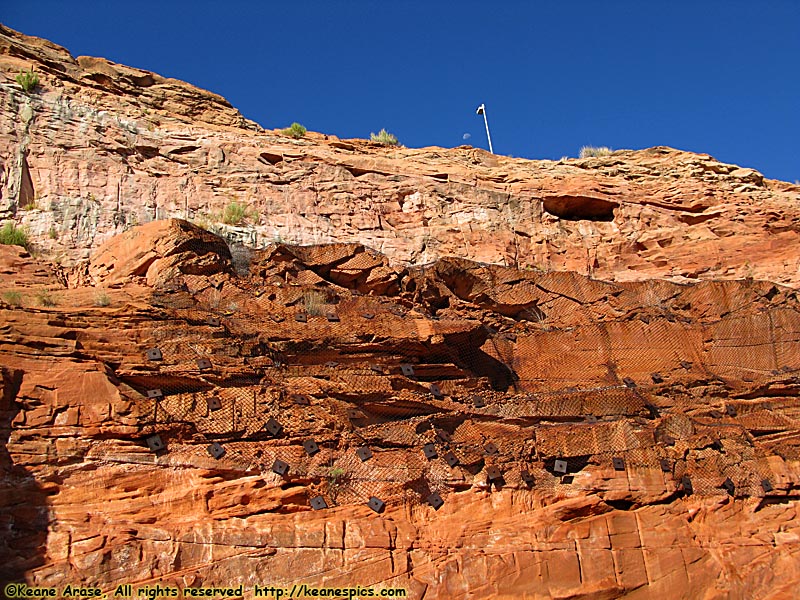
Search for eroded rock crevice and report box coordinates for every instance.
[542,194,619,221]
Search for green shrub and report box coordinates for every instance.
[370,129,398,146]
[21,197,38,211]
[2,291,23,306]
[48,226,58,240]
[94,292,111,307]
[282,122,307,139]
[35,289,57,307]
[222,201,251,226]
[326,466,349,502]
[0,222,30,249]
[16,68,39,93]
[579,146,613,158]
[191,213,217,233]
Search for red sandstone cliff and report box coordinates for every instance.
[1,24,800,600]
[1,219,798,598]
[1,24,798,287]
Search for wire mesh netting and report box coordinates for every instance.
[124,239,800,512]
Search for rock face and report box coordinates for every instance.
[2,24,800,600]
[2,219,800,598]
[88,218,234,287]
[1,24,799,287]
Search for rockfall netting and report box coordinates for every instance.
[131,246,800,512]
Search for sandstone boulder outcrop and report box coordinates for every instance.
[88,218,233,287]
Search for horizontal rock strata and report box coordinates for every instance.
[1,25,798,289]
[1,220,798,597]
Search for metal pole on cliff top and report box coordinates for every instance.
[476,103,494,154]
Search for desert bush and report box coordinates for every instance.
[0,222,30,249]
[326,466,349,502]
[191,213,219,233]
[35,289,57,307]
[303,289,328,316]
[94,292,111,307]
[282,122,307,139]
[3,291,23,306]
[579,146,613,158]
[21,197,39,211]
[222,201,251,226]
[370,129,398,146]
[16,68,39,93]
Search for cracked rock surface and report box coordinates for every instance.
[1,23,800,600]
[1,24,799,288]
[1,220,799,598]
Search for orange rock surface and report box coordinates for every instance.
[1,24,799,287]
[2,220,799,598]
[1,23,800,600]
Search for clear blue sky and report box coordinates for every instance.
[4,1,799,182]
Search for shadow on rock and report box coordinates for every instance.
[0,367,51,584]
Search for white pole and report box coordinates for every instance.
[477,103,494,154]
[483,109,494,154]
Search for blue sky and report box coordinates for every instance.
[4,1,799,182]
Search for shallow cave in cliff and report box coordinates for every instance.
[542,195,619,221]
